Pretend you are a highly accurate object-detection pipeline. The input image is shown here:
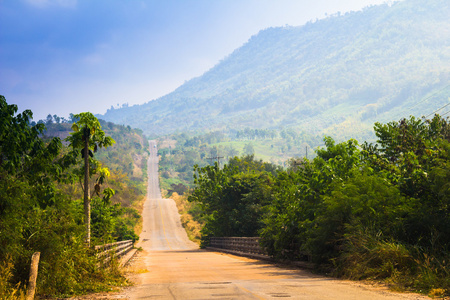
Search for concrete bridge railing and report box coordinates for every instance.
[95,240,134,267]
[209,237,267,256]
[209,237,314,269]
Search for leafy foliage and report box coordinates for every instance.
[189,156,279,246]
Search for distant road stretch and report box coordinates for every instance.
[138,140,196,251]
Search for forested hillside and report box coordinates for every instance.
[99,0,450,142]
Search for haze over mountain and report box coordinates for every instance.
[98,0,450,140]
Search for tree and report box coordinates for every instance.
[243,142,255,155]
[260,137,361,260]
[0,95,63,185]
[189,156,277,246]
[66,112,115,246]
[53,114,61,124]
[362,115,450,251]
[46,114,53,125]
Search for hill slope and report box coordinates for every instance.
[99,0,450,139]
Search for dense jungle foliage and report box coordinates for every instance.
[0,96,148,298]
[99,0,450,141]
[187,114,450,296]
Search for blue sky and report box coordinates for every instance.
[0,0,387,121]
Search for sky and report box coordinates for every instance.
[0,0,387,121]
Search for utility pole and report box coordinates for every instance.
[207,156,224,168]
[169,146,173,171]
[306,146,308,159]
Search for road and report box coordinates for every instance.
[123,141,427,300]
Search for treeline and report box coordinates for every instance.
[232,128,277,140]
[42,118,149,183]
[0,96,147,298]
[189,115,450,296]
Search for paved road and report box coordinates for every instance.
[124,141,427,300]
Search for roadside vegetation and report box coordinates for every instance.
[0,96,148,298]
[161,114,450,297]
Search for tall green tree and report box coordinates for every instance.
[260,137,361,260]
[66,112,115,246]
[362,115,450,251]
[189,155,277,246]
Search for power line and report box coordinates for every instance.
[425,102,450,118]
[441,110,450,117]
[390,84,450,121]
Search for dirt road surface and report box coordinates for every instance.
[120,141,428,300]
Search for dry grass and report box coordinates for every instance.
[133,195,146,236]
[339,231,450,297]
[157,138,177,149]
[168,192,202,244]
[132,153,144,178]
[0,258,26,300]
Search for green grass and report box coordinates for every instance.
[211,138,308,165]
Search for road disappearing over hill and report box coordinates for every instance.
[123,141,427,300]
[137,140,197,251]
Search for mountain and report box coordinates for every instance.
[98,0,450,140]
